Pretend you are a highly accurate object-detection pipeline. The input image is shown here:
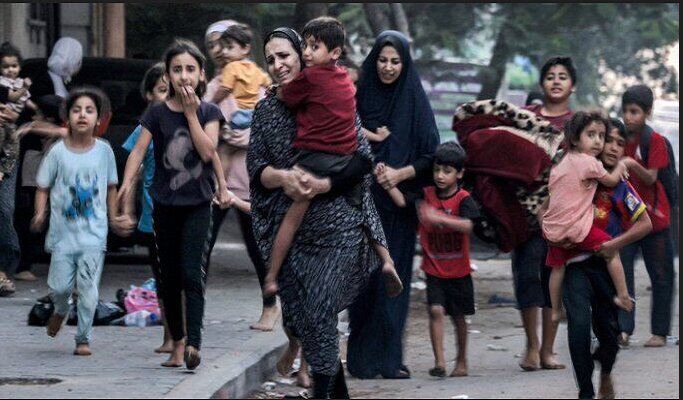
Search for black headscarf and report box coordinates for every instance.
[356,30,439,169]
[263,27,305,72]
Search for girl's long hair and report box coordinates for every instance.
[163,39,207,99]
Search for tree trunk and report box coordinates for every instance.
[476,22,512,100]
[363,4,391,37]
[389,3,410,40]
[294,3,329,32]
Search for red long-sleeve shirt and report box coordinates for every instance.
[282,64,358,155]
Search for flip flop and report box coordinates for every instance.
[540,362,566,370]
[429,367,446,377]
[519,362,539,372]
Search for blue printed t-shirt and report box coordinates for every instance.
[593,180,647,237]
[122,125,154,233]
[36,139,118,254]
[140,102,224,206]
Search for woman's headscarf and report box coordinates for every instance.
[205,19,237,40]
[47,37,83,98]
[263,27,304,71]
[356,30,439,169]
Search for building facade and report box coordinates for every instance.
[0,3,125,59]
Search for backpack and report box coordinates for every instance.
[640,125,679,210]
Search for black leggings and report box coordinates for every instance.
[136,230,162,298]
[204,206,276,308]
[313,359,349,399]
[153,203,212,350]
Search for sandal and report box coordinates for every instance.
[184,346,201,370]
[428,367,446,377]
[0,272,16,297]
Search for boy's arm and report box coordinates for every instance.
[622,156,658,186]
[432,211,474,234]
[598,210,652,259]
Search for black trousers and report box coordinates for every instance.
[204,206,276,308]
[153,202,211,350]
[563,256,620,399]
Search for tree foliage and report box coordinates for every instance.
[125,3,679,105]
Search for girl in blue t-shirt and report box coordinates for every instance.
[118,40,227,371]
[32,86,136,356]
[121,62,174,354]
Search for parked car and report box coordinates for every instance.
[20,57,156,260]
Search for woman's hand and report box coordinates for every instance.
[0,104,19,124]
[180,84,200,116]
[375,164,403,190]
[294,166,331,199]
[281,168,312,202]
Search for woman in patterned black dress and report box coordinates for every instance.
[248,27,388,398]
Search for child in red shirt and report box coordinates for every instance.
[382,141,480,378]
[264,17,402,299]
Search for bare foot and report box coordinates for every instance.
[154,339,175,354]
[450,360,468,377]
[46,313,66,337]
[250,304,281,332]
[519,350,540,372]
[598,372,616,399]
[643,335,666,348]
[540,353,566,370]
[73,344,92,356]
[296,368,312,388]
[277,343,300,376]
[161,341,185,367]
[262,278,279,299]
[613,294,634,312]
[382,262,403,298]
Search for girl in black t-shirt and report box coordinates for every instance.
[118,39,227,371]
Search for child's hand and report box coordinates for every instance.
[179,84,200,115]
[213,188,232,209]
[266,84,279,97]
[374,162,386,176]
[0,172,4,182]
[418,202,442,227]
[30,212,48,233]
[616,160,629,180]
[110,214,136,237]
[375,126,391,142]
[23,77,32,89]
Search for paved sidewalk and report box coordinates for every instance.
[1,229,288,399]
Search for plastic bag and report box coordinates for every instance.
[27,297,54,326]
[124,286,159,315]
[66,300,126,326]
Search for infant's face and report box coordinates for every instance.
[1,56,21,80]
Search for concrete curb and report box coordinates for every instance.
[165,329,288,399]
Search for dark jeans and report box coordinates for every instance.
[153,202,212,350]
[619,228,675,337]
[511,231,552,309]
[563,256,620,400]
[203,206,276,308]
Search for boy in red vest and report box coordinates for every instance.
[378,141,480,377]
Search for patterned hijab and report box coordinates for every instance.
[356,30,439,168]
[263,27,304,72]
